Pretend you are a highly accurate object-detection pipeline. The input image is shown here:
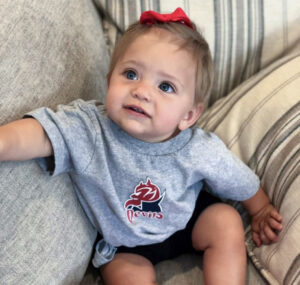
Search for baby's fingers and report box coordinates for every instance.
[259,231,271,245]
[263,225,279,243]
[271,209,282,223]
[252,231,262,247]
[269,217,283,232]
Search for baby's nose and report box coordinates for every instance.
[132,83,152,101]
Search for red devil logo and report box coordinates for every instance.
[124,178,164,223]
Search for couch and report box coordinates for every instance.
[0,0,299,284]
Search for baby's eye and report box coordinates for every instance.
[159,82,175,93]
[125,70,137,80]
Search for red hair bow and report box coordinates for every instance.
[140,7,194,30]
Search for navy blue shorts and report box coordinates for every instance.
[117,190,221,265]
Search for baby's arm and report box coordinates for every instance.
[0,119,53,161]
[242,187,283,247]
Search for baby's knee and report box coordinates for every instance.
[214,204,244,228]
[215,204,244,241]
[192,203,245,251]
[101,253,158,285]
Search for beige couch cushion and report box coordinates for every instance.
[93,0,300,105]
[198,53,300,285]
[0,0,109,284]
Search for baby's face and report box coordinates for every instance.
[106,28,202,142]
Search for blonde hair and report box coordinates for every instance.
[107,21,214,108]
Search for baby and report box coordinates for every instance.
[0,8,282,285]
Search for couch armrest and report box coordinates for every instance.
[0,0,109,284]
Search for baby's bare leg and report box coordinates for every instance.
[101,253,158,285]
[192,203,246,285]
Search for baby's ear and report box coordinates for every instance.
[178,103,204,131]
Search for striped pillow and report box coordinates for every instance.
[198,53,300,285]
[94,0,300,105]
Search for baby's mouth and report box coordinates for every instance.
[124,105,151,118]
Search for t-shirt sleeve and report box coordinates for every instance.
[26,99,100,176]
[197,132,260,201]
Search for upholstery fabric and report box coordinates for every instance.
[94,0,300,105]
[198,53,300,285]
[1,0,299,284]
[0,0,109,284]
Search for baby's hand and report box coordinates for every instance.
[251,203,283,247]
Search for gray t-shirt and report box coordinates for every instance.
[28,99,259,248]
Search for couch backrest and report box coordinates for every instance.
[94,0,300,105]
